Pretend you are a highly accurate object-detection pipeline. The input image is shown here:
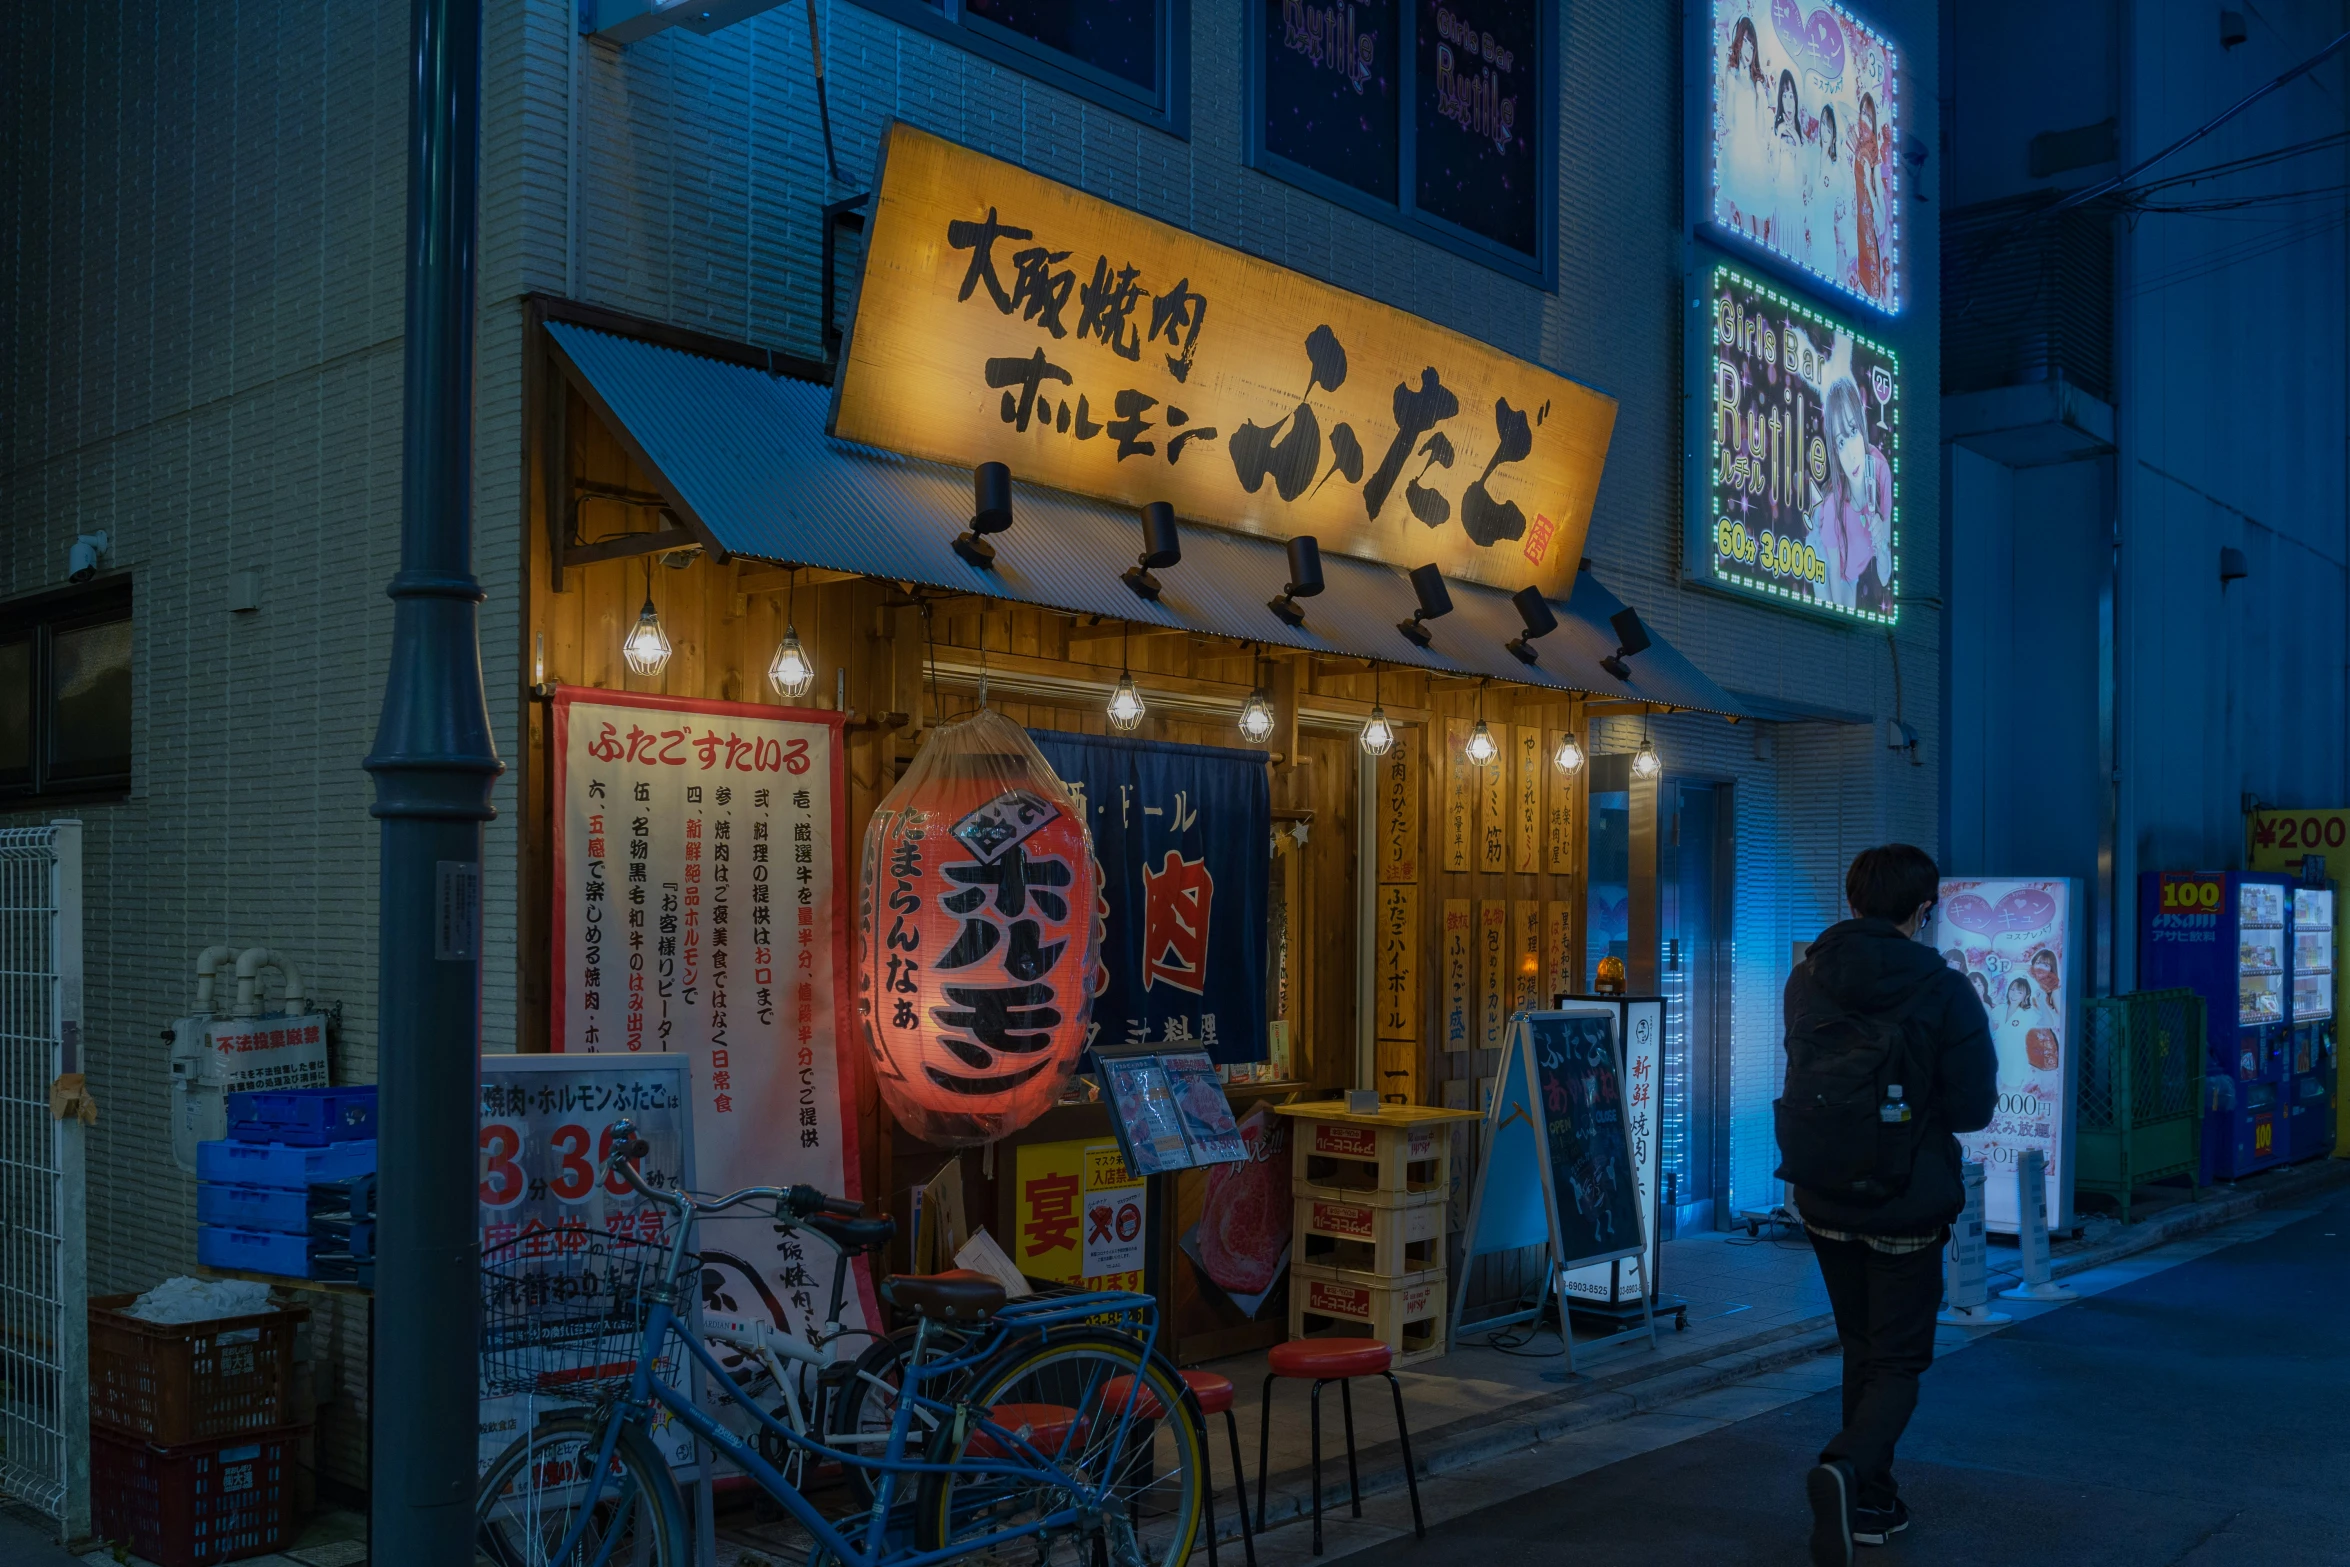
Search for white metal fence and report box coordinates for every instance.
[0,821,89,1544]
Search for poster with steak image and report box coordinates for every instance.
[1178,1102,1294,1321]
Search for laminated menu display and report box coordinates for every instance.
[1158,1050,1247,1165]
[1100,1055,1194,1175]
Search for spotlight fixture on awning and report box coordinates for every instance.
[953,462,1014,569]
[1123,502,1181,601]
[1504,586,1559,665]
[1267,535,1325,627]
[1396,564,1453,647]
[1599,606,1653,682]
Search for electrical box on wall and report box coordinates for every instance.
[585,0,788,43]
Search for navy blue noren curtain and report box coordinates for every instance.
[1028,731,1271,1065]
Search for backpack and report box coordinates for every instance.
[1772,972,1941,1203]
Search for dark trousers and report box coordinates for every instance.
[1807,1229,1945,1509]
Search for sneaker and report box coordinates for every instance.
[1806,1461,1854,1566]
[1851,1499,1911,1547]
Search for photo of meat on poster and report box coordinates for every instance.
[1697,265,1900,626]
[1705,0,1900,312]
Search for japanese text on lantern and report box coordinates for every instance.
[1442,900,1473,1055]
[1378,728,1419,884]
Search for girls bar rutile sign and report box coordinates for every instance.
[832,123,1616,600]
[1692,265,1900,625]
[549,689,870,1327]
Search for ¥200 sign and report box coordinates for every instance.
[830,124,1618,601]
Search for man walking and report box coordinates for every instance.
[1776,845,1995,1564]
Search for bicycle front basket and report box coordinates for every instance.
[479,1232,687,1402]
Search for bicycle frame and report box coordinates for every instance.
[537,1283,1171,1567]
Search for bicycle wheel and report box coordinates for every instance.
[475,1410,689,1567]
[915,1331,1203,1567]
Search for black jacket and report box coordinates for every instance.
[1781,918,1998,1235]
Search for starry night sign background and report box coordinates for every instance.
[830,123,1617,601]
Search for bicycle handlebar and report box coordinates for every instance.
[604,1118,866,1224]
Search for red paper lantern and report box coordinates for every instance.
[858,709,1104,1146]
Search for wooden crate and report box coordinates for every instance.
[1297,1194,1443,1277]
[1288,1262,1447,1365]
[1288,1116,1451,1204]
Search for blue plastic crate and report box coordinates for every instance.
[196,1184,313,1233]
[227,1086,376,1146]
[196,1139,375,1189]
[197,1225,370,1284]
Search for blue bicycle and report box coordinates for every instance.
[474,1120,1206,1567]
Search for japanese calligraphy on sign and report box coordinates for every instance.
[1513,901,1543,1010]
[1561,998,1662,1305]
[1377,727,1419,885]
[832,124,1616,600]
[550,690,868,1344]
[1544,901,1574,1002]
[1442,900,1474,1056]
[1478,900,1509,1052]
[1013,1138,1148,1293]
[1513,726,1542,873]
[1376,885,1422,1040]
[1442,719,1473,873]
[1478,729,1511,874]
[1544,729,1575,873]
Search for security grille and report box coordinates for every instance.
[1942,192,2116,401]
[0,822,89,1543]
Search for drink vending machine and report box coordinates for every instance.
[2137,871,2298,1179]
[2287,885,2337,1162]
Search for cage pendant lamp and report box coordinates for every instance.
[1359,665,1395,757]
[1464,682,1498,767]
[768,568,814,699]
[1107,622,1146,732]
[622,558,672,676]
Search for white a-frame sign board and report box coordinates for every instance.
[1450,1006,1657,1378]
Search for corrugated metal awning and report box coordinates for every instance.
[547,321,1742,717]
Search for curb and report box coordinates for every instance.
[1230,1156,2350,1541]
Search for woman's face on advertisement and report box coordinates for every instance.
[1837,424,1866,486]
[2032,952,2057,983]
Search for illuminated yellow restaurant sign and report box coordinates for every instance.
[830,124,1618,600]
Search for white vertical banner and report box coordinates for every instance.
[1933,877,2080,1236]
[551,689,874,1339]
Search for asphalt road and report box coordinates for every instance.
[1342,1186,2350,1567]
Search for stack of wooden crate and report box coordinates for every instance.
[1280,1105,1473,1365]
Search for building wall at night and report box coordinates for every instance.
[1,0,1947,1498]
[1941,0,2348,989]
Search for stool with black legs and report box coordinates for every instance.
[1255,1337,1425,1555]
[1101,1369,1257,1567]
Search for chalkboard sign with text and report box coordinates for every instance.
[1526,1011,1644,1268]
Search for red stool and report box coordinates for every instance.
[1256,1338,1424,1555]
[1101,1371,1256,1567]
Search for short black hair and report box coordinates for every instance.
[1846,844,1940,923]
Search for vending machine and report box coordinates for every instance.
[2286,885,2338,1163]
[2137,871,2296,1180]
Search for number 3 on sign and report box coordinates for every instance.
[480,1121,526,1209]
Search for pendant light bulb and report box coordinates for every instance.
[1632,735,1662,778]
[1465,718,1498,767]
[622,594,672,676]
[768,625,814,699]
[1238,685,1276,744]
[1552,730,1585,774]
[1359,704,1395,757]
[1108,671,1147,732]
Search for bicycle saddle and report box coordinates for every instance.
[805,1211,898,1255]
[881,1269,1006,1323]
